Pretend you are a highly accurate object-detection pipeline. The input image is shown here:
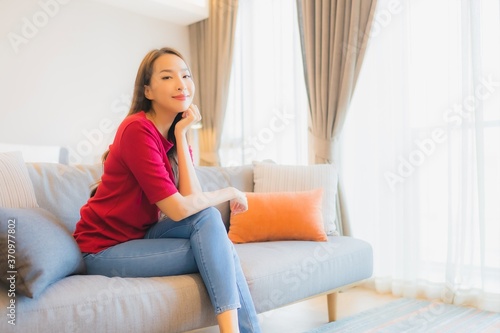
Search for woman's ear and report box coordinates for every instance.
[144,85,152,100]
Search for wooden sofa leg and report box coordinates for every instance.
[327,292,338,322]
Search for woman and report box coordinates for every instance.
[73,47,261,333]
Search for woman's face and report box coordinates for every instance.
[145,53,195,114]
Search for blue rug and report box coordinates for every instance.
[305,298,500,333]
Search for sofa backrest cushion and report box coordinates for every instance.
[26,163,103,233]
[0,151,39,208]
[253,162,339,236]
[26,163,253,233]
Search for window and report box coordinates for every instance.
[221,0,308,166]
[341,0,500,308]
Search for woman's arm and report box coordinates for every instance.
[175,105,202,195]
[156,104,247,222]
[155,186,247,222]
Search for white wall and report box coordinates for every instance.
[0,0,191,164]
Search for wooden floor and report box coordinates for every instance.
[187,287,400,333]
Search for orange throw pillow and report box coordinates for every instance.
[228,189,327,243]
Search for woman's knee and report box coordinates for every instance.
[198,206,222,219]
[192,207,223,228]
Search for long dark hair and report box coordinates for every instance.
[91,47,190,197]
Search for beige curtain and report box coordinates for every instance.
[189,0,239,166]
[296,0,377,235]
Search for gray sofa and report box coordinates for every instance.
[0,162,373,333]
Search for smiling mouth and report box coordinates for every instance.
[172,95,189,100]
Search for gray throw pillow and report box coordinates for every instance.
[0,207,85,298]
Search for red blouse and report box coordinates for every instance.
[73,111,179,253]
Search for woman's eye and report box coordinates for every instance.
[162,76,172,80]
[183,74,191,79]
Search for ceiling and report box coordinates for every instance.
[92,0,209,26]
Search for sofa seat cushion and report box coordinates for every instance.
[235,236,373,313]
[0,274,217,333]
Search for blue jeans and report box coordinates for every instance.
[83,207,261,333]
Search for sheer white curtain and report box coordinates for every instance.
[220,0,308,166]
[341,0,500,312]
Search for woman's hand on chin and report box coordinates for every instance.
[175,104,202,136]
